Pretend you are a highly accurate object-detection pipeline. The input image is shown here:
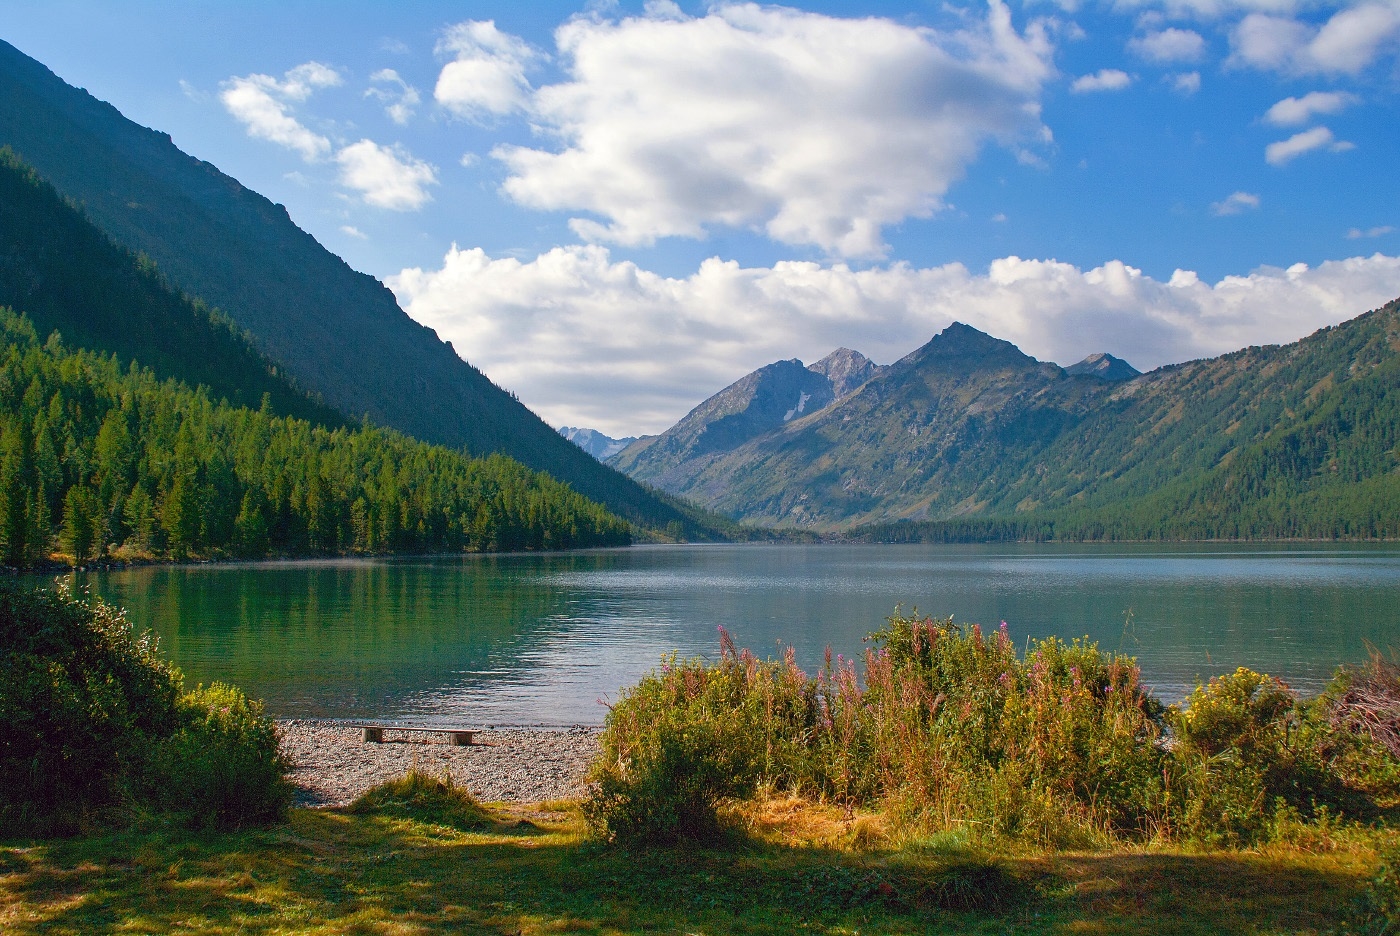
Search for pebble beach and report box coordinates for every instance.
[278,719,601,807]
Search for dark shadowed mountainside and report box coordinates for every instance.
[0,39,712,538]
[0,147,345,428]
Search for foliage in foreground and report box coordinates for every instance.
[348,768,498,832]
[0,798,1380,935]
[588,612,1400,846]
[0,581,290,832]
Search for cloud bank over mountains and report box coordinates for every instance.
[468,2,1056,258]
[392,246,1400,437]
[195,0,1398,437]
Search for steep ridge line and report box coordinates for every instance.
[0,39,715,539]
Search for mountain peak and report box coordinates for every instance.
[1066,352,1140,381]
[808,348,878,398]
[559,426,636,461]
[902,321,1039,371]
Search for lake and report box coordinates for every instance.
[58,542,1400,725]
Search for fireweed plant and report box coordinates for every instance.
[586,612,1400,847]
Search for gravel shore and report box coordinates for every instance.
[279,719,601,807]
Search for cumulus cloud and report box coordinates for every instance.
[1070,68,1132,92]
[367,68,422,124]
[220,61,341,160]
[1348,225,1395,239]
[1230,5,1400,75]
[336,140,439,210]
[390,246,1400,436]
[483,1,1055,257]
[1211,191,1260,215]
[434,20,537,118]
[1263,90,1358,126]
[1171,71,1202,93]
[340,225,368,239]
[1129,28,1206,62]
[1265,125,1353,165]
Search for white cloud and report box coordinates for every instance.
[390,245,1400,437]
[1230,5,1400,75]
[1070,68,1132,92]
[340,225,368,239]
[1263,90,1358,126]
[1265,125,1353,165]
[220,62,342,161]
[1171,71,1202,93]
[336,140,439,210]
[1211,191,1260,215]
[434,20,537,118]
[1348,225,1395,239]
[1129,28,1206,62]
[487,1,1055,258]
[367,68,422,125]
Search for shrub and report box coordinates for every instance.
[0,580,181,830]
[0,581,290,832]
[585,644,769,843]
[587,613,1400,849]
[144,683,292,830]
[349,768,494,831]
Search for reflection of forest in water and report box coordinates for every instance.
[69,555,608,717]
[55,544,1400,722]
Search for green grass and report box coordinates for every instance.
[0,796,1382,935]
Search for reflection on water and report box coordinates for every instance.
[54,542,1400,725]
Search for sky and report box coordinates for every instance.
[5,0,1400,437]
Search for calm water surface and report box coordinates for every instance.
[60,543,1400,725]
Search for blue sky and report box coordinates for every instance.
[6,0,1400,436]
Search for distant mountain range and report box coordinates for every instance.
[559,427,637,461]
[0,39,715,540]
[609,305,1400,539]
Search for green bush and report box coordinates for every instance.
[144,683,292,830]
[348,768,494,831]
[0,581,289,832]
[585,647,768,843]
[587,613,1400,848]
[0,580,181,830]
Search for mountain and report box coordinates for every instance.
[0,40,710,539]
[610,350,878,489]
[808,348,881,397]
[559,426,636,461]
[611,303,1400,537]
[1066,352,1140,381]
[0,306,630,567]
[0,147,344,428]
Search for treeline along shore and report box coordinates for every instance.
[0,307,631,567]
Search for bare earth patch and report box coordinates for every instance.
[278,719,600,807]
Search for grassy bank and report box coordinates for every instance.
[0,794,1385,934]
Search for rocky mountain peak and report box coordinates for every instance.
[808,348,878,399]
[1066,352,1141,381]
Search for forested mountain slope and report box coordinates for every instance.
[0,39,710,538]
[0,308,630,566]
[620,302,1400,538]
[0,148,344,427]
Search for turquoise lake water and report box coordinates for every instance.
[60,542,1400,725]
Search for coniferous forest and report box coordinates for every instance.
[0,308,631,566]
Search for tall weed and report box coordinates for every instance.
[587,612,1400,848]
